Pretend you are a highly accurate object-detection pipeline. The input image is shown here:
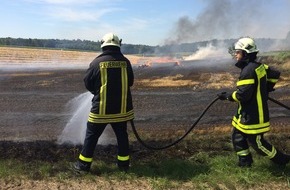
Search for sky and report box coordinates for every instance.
[0,0,290,46]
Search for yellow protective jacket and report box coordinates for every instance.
[230,61,280,134]
[84,48,134,123]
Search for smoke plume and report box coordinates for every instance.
[165,0,290,44]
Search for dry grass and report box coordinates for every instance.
[0,46,151,65]
[0,47,97,64]
[281,60,290,71]
[136,72,235,89]
[136,74,199,87]
[0,72,53,77]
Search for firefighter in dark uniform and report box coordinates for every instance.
[218,37,290,167]
[73,33,134,172]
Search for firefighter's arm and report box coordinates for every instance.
[231,79,255,103]
[84,63,99,94]
[265,64,280,92]
[127,60,134,87]
[232,67,256,103]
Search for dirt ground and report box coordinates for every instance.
[1,49,290,189]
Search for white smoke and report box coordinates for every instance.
[57,92,117,145]
[183,43,227,61]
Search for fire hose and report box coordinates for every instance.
[130,96,220,150]
[130,96,290,150]
[268,97,290,110]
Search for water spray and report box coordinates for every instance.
[57,92,116,146]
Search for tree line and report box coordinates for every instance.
[0,37,158,54]
[0,37,236,55]
[0,37,101,51]
[0,37,289,55]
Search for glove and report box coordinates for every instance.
[217,92,231,100]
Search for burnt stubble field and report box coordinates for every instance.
[1,63,290,158]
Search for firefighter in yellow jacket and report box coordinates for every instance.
[218,37,290,167]
[73,33,134,172]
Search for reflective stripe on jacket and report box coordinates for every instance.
[231,62,279,134]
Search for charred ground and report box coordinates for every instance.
[1,62,290,158]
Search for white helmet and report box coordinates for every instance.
[100,33,122,48]
[234,37,259,54]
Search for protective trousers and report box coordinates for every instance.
[232,127,289,166]
[78,121,130,170]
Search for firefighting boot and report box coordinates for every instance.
[238,154,253,167]
[72,160,91,174]
[270,151,290,166]
[118,160,130,172]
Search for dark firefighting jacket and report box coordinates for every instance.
[230,61,280,134]
[84,47,134,123]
